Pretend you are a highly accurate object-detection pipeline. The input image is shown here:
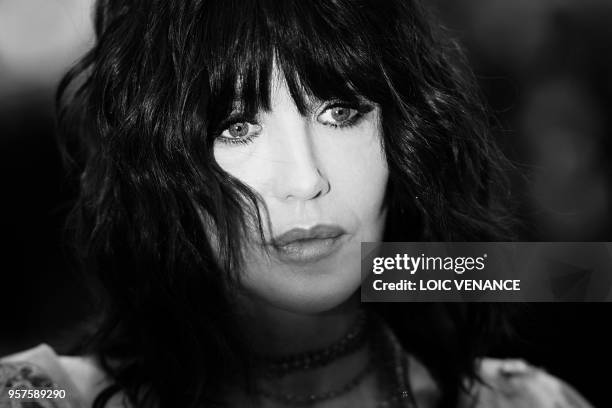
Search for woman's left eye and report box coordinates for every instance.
[316,104,366,128]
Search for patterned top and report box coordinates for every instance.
[0,343,595,408]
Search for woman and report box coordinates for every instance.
[0,0,594,407]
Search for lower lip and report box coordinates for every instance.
[271,235,345,265]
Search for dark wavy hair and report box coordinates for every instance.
[57,0,516,407]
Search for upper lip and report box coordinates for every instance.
[270,224,346,247]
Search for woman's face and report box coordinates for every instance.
[214,71,389,313]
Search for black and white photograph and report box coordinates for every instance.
[1,1,611,407]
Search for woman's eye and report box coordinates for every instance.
[317,105,362,128]
[217,121,262,145]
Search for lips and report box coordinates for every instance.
[269,224,347,264]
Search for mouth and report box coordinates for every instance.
[268,224,347,264]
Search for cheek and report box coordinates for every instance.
[327,131,389,226]
[213,146,259,183]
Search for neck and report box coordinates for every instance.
[230,292,373,405]
[238,291,363,356]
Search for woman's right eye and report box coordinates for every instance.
[216,121,262,145]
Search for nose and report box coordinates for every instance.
[268,120,330,202]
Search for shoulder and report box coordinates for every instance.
[463,357,595,408]
[1,344,79,407]
[0,344,124,408]
[377,322,593,408]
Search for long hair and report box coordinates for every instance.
[57,0,515,407]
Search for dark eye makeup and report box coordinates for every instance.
[213,100,375,146]
[316,101,375,129]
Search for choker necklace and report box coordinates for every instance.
[256,354,374,406]
[256,310,369,378]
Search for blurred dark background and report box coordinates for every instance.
[1,1,611,406]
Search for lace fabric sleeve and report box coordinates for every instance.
[0,360,75,408]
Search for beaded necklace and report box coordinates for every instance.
[254,311,416,407]
[255,310,369,378]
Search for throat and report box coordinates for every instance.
[238,292,363,356]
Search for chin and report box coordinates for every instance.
[243,269,362,315]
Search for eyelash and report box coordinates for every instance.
[320,102,373,129]
[214,101,373,146]
[219,137,254,146]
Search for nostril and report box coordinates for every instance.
[281,167,330,201]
